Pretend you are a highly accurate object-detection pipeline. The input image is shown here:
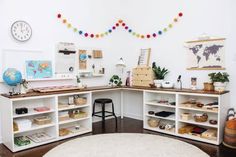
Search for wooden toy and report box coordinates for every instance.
[132,66,154,87]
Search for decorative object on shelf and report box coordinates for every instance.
[55,42,76,79]
[2,68,22,95]
[56,12,183,39]
[159,123,166,130]
[191,77,197,90]
[181,113,192,121]
[176,75,182,89]
[132,66,154,87]
[152,62,169,88]
[194,113,208,122]
[13,122,19,132]
[25,60,53,79]
[68,96,74,105]
[148,111,155,115]
[59,128,71,136]
[20,79,29,94]
[33,116,51,125]
[34,106,50,112]
[27,132,53,143]
[74,96,87,105]
[14,119,32,131]
[15,107,28,115]
[138,48,151,66]
[155,111,174,117]
[208,72,229,92]
[125,71,131,87]
[178,125,195,134]
[209,119,218,125]
[185,37,226,70]
[196,103,204,108]
[201,129,217,140]
[147,118,160,128]
[11,20,32,42]
[149,83,156,88]
[165,123,175,131]
[14,136,31,146]
[191,126,207,136]
[69,110,87,119]
[162,81,174,89]
[109,75,122,86]
[203,82,214,91]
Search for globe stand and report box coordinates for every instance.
[9,86,20,96]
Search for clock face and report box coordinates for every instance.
[11,21,32,42]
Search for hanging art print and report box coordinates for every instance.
[25,60,53,79]
[185,38,226,70]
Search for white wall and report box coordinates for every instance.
[0,0,235,142]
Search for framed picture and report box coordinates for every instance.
[25,60,53,79]
[186,38,226,70]
[138,48,151,67]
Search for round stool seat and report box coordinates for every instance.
[95,98,113,104]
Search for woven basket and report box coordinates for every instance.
[194,113,208,122]
[74,97,87,105]
[147,118,160,128]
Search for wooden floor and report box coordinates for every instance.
[0,117,236,157]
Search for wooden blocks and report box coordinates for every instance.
[132,66,154,87]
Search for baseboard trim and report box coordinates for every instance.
[123,113,143,120]
[0,137,2,144]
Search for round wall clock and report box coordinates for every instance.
[11,21,32,42]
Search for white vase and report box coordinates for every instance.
[213,82,227,92]
[154,79,164,88]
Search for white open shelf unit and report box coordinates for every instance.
[143,90,229,145]
[0,92,92,152]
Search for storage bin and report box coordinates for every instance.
[74,97,87,105]
[33,116,51,125]
[14,119,32,131]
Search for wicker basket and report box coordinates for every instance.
[34,116,51,125]
[147,118,160,128]
[194,113,208,122]
[204,82,214,91]
[74,97,87,105]
[69,111,88,119]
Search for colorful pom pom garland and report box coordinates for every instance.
[57,12,183,39]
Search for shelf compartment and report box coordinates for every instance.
[13,109,55,118]
[145,101,176,108]
[178,119,218,128]
[14,123,56,134]
[178,105,218,113]
[59,127,91,140]
[59,117,90,125]
[145,114,175,121]
[58,104,90,111]
[144,125,176,135]
[178,133,217,145]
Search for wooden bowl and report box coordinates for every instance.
[194,113,208,122]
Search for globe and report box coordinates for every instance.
[2,68,22,86]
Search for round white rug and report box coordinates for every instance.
[44,133,209,157]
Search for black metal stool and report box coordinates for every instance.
[92,98,117,128]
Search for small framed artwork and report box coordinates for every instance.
[138,48,151,67]
[25,60,53,79]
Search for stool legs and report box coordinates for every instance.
[102,103,105,127]
[112,102,118,128]
[92,102,96,116]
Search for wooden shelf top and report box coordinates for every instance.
[1,86,229,99]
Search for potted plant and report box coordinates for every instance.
[76,75,83,88]
[152,62,169,87]
[208,72,229,92]
[109,75,122,87]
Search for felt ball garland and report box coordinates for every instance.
[57,12,183,39]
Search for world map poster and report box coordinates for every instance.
[25,60,53,79]
[186,38,226,70]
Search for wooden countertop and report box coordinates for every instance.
[1,86,229,99]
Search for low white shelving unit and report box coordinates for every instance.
[143,90,229,145]
[0,92,92,152]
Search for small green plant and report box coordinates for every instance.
[208,72,229,83]
[109,75,122,86]
[76,75,81,83]
[152,62,169,80]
